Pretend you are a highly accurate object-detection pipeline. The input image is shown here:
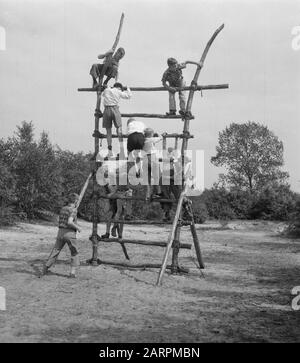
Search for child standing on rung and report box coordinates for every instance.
[143,128,164,200]
[102,82,131,159]
[162,57,187,116]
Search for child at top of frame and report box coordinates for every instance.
[162,57,202,117]
[90,47,125,88]
[143,127,164,200]
[162,57,188,116]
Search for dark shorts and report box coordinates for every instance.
[103,106,122,128]
[127,132,145,153]
[90,63,118,79]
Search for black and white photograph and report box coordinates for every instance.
[0,0,299,345]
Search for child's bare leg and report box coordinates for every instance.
[101,209,113,238]
[103,76,112,86]
[106,128,113,157]
[117,127,125,159]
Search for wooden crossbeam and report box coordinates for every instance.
[100,238,191,249]
[100,219,173,225]
[121,113,193,119]
[78,84,229,92]
[98,195,175,203]
[97,260,189,273]
[93,132,193,139]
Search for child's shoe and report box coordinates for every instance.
[101,232,110,239]
[111,226,117,237]
[166,110,176,116]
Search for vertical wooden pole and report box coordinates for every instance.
[190,221,205,269]
[174,136,178,150]
[171,228,181,273]
[89,13,125,265]
[157,25,224,284]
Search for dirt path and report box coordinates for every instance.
[0,220,299,342]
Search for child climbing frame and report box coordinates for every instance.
[78,13,228,285]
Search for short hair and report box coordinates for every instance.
[167,57,177,66]
[116,47,125,56]
[114,82,123,90]
[68,193,79,204]
[144,127,154,137]
[127,118,135,124]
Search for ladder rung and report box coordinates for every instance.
[101,219,172,225]
[77,84,229,92]
[95,260,189,273]
[121,113,194,120]
[92,132,193,139]
[100,238,192,249]
[98,195,175,203]
[101,219,191,226]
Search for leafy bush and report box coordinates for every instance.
[190,199,208,224]
[249,184,297,221]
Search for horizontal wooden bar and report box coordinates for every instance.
[100,219,172,225]
[121,113,192,119]
[100,219,192,226]
[93,132,193,139]
[97,260,189,273]
[78,84,229,92]
[100,237,191,249]
[99,195,175,203]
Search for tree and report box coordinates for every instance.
[211,121,289,192]
[11,121,63,217]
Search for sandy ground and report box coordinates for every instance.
[0,219,299,343]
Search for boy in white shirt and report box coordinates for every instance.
[102,83,131,158]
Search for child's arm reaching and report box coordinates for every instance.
[184,60,203,67]
[97,49,114,60]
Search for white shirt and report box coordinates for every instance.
[103,87,131,107]
[143,136,162,154]
[127,120,145,135]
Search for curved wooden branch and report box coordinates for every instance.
[186,23,225,114]
[111,13,125,52]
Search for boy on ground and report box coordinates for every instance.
[42,193,81,278]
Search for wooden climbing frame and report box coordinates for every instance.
[77,13,228,285]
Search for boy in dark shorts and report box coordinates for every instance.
[127,118,146,178]
[42,193,81,278]
[90,47,125,88]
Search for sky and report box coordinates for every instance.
[0,0,299,191]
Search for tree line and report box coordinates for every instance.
[0,121,299,235]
